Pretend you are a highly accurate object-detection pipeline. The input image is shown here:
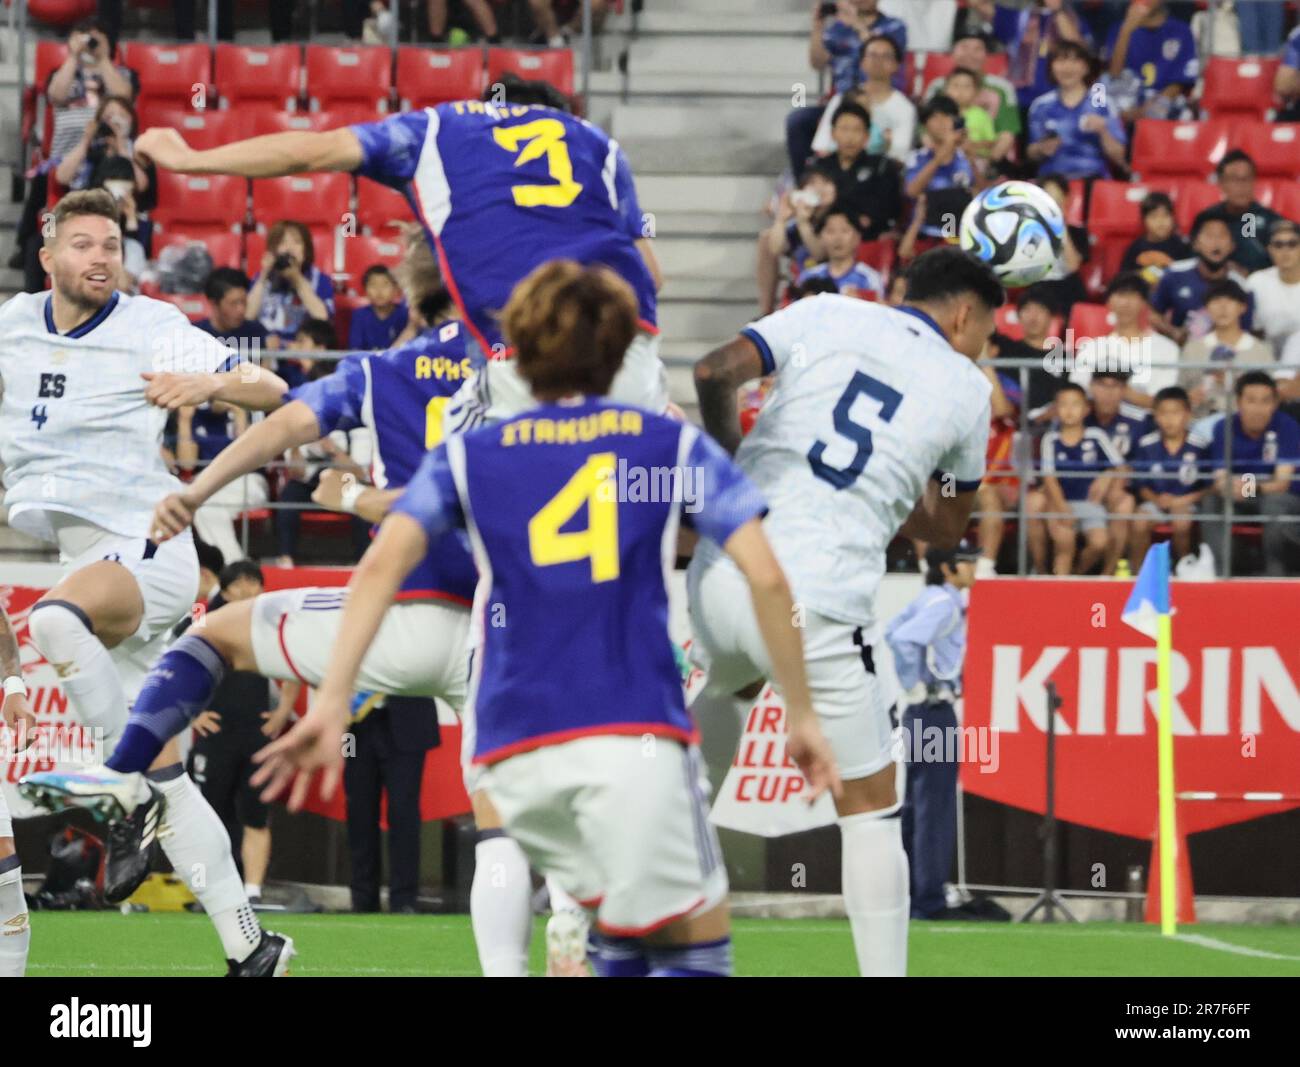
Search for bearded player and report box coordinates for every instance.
[689,247,1002,977]
[7,189,294,975]
[134,75,666,428]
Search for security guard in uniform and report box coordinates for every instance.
[886,540,978,920]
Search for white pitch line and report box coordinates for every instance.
[1175,933,1300,962]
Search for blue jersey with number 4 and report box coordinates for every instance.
[287,320,481,603]
[350,103,657,355]
[392,398,766,764]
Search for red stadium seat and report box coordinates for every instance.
[918,51,1010,95]
[1199,56,1281,119]
[994,304,1022,339]
[397,47,485,108]
[247,226,339,278]
[35,39,68,91]
[119,42,212,107]
[486,48,574,97]
[1172,179,1222,235]
[1094,236,1130,285]
[215,44,302,111]
[333,291,367,347]
[1130,119,1230,180]
[1230,121,1300,180]
[341,233,405,292]
[854,239,896,279]
[152,171,247,232]
[356,177,414,235]
[1068,302,1113,341]
[1088,180,1163,238]
[305,45,393,113]
[245,106,380,137]
[1257,180,1300,220]
[1064,179,1086,227]
[148,290,209,322]
[252,172,351,231]
[153,227,243,271]
[144,108,249,151]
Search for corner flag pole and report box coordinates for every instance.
[1122,542,1178,936]
[1155,611,1177,937]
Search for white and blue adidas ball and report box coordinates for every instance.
[959,180,1065,288]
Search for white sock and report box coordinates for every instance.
[546,874,582,914]
[838,812,910,977]
[0,858,31,977]
[28,602,129,747]
[151,769,261,962]
[244,883,262,899]
[470,832,533,977]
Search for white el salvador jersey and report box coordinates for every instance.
[709,294,991,629]
[0,291,243,542]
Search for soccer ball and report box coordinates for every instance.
[959,180,1065,288]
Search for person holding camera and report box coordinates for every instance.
[246,220,336,349]
[54,96,154,203]
[91,156,150,291]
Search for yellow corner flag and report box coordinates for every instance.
[1122,542,1178,935]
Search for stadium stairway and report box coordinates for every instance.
[592,0,809,418]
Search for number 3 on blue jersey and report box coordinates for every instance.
[492,119,583,209]
[807,371,902,490]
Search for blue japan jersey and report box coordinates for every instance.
[1209,411,1300,493]
[1027,89,1126,179]
[287,320,482,603]
[350,103,657,354]
[393,399,766,764]
[1129,431,1209,497]
[1103,19,1198,91]
[1086,403,1152,461]
[1284,27,1300,72]
[1040,426,1123,501]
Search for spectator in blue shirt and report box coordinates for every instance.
[1039,382,1125,574]
[787,0,909,173]
[348,265,409,351]
[1129,385,1210,566]
[886,539,979,921]
[1103,0,1197,121]
[903,95,975,238]
[1237,0,1285,56]
[1152,215,1255,346]
[1278,26,1300,120]
[984,0,1090,109]
[196,267,270,356]
[247,219,336,348]
[1027,40,1127,180]
[1198,371,1300,576]
[797,207,886,298]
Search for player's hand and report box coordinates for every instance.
[251,693,350,812]
[135,127,198,172]
[261,705,294,739]
[2,691,38,752]
[142,371,219,410]
[192,710,221,738]
[311,468,353,512]
[785,710,842,803]
[152,491,199,542]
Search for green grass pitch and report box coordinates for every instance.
[23,912,1300,977]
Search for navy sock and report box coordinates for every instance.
[106,635,227,774]
[646,936,733,977]
[589,933,650,978]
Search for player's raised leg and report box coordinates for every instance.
[0,610,32,977]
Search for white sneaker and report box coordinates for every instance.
[19,763,151,821]
[545,909,591,977]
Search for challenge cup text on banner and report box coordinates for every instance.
[961,579,1300,838]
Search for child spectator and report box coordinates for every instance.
[1198,371,1300,576]
[1103,0,1197,121]
[1128,385,1209,566]
[939,67,1013,166]
[1244,220,1300,357]
[348,265,409,351]
[1152,215,1254,346]
[1119,192,1190,288]
[923,32,1022,145]
[1177,279,1274,421]
[1073,272,1180,402]
[798,208,886,298]
[810,102,903,240]
[1037,382,1125,574]
[1083,371,1142,570]
[247,220,335,348]
[1027,41,1126,180]
[812,35,917,165]
[903,96,975,238]
[758,169,837,314]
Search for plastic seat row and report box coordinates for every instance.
[1131,118,1300,181]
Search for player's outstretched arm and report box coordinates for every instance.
[695,335,765,455]
[142,364,289,414]
[251,513,428,812]
[311,469,401,524]
[135,127,363,178]
[724,518,842,802]
[152,400,323,541]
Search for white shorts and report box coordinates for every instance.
[1068,499,1108,533]
[445,332,669,433]
[0,787,11,838]
[249,589,470,709]
[686,556,895,781]
[481,736,728,936]
[51,514,200,703]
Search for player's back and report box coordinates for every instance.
[728,295,991,627]
[0,290,240,541]
[455,399,694,761]
[352,102,656,352]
